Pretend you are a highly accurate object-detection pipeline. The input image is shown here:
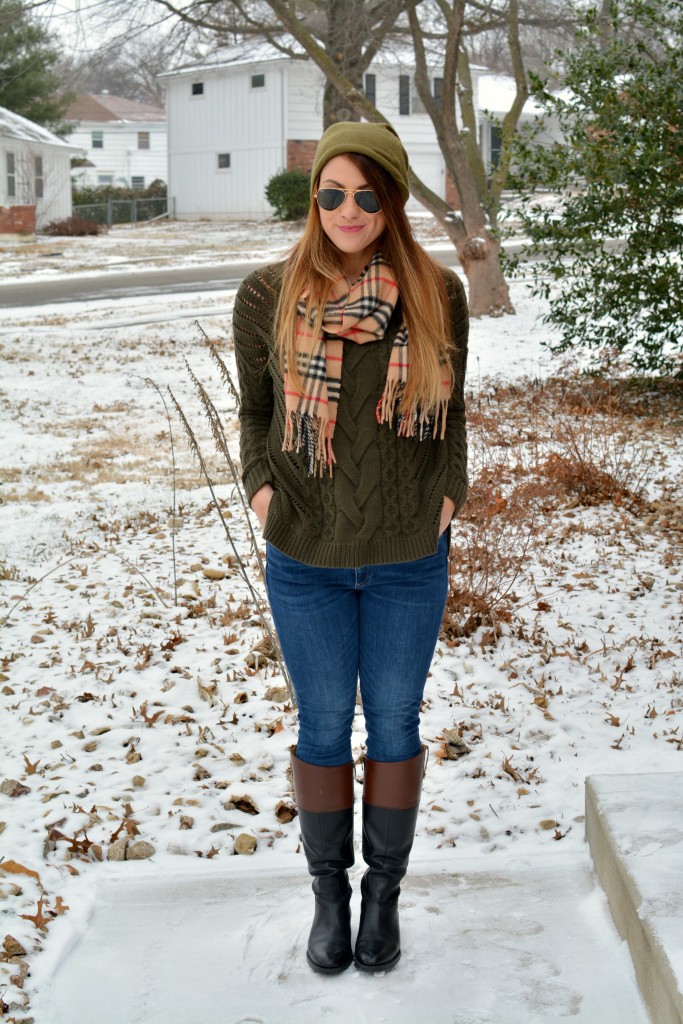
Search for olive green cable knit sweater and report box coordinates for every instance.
[232,261,469,568]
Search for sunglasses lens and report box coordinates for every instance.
[355,191,381,213]
[316,189,345,211]
[315,189,382,213]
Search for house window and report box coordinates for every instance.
[131,176,145,189]
[217,153,231,170]
[34,156,44,199]
[434,77,443,114]
[192,82,204,96]
[137,132,150,150]
[489,124,503,169]
[98,174,114,185]
[251,73,265,89]
[398,75,410,115]
[364,73,376,106]
[92,131,104,149]
[6,151,16,197]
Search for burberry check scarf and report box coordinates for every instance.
[282,251,450,477]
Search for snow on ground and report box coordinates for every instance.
[0,229,681,1021]
[0,214,452,282]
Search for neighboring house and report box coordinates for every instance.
[476,71,545,169]
[65,93,167,189]
[0,105,81,232]
[161,46,540,221]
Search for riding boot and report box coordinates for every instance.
[290,750,355,974]
[354,746,428,973]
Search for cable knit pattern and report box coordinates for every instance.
[232,261,468,568]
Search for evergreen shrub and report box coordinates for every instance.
[265,170,310,220]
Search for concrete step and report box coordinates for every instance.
[30,854,649,1024]
[586,773,683,1024]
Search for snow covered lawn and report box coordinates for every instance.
[0,233,681,1020]
[0,214,452,282]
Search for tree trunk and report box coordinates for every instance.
[323,79,361,127]
[322,0,367,128]
[408,168,513,316]
[456,234,514,316]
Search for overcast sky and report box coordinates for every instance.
[39,0,172,55]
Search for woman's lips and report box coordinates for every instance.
[337,225,364,232]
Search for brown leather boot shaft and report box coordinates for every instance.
[362,745,428,810]
[291,750,354,813]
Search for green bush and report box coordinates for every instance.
[72,179,167,205]
[505,0,683,376]
[265,170,311,220]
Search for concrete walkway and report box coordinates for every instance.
[30,853,649,1024]
[587,773,683,1024]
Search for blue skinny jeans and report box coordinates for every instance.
[265,532,449,766]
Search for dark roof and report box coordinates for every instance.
[65,93,165,124]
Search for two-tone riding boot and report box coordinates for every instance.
[290,750,355,974]
[354,746,428,973]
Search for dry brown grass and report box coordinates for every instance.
[443,372,681,646]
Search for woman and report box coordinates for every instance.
[233,121,468,975]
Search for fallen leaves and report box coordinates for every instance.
[2,935,27,959]
[0,861,40,884]
[22,754,41,776]
[0,780,30,798]
[48,829,94,858]
[139,703,164,727]
[20,897,52,932]
[224,794,259,815]
[275,800,297,824]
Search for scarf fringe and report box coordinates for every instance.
[376,382,448,442]
[283,410,336,477]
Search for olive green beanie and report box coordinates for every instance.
[310,121,410,205]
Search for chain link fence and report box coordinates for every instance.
[73,196,174,226]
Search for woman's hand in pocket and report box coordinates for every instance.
[439,496,456,536]
[251,483,274,530]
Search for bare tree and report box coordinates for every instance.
[265,0,524,312]
[58,32,188,105]
[463,0,578,76]
[56,0,573,314]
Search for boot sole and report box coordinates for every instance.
[354,949,401,973]
[306,951,353,975]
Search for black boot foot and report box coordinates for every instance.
[306,890,353,974]
[354,896,401,973]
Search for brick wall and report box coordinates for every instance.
[0,205,36,238]
[287,140,319,175]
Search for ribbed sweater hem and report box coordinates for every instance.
[264,519,442,568]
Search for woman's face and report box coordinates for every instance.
[316,155,387,275]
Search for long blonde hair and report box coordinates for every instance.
[275,153,453,415]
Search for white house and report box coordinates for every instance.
[65,93,167,189]
[161,45,545,222]
[161,47,509,221]
[0,106,81,232]
[476,71,546,168]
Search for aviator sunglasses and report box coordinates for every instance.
[314,187,382,214]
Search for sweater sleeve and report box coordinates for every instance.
[442,270,469,515]
[232,268,277,504]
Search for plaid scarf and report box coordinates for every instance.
[283,252,450,476]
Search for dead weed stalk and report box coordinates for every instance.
[167,322,294,706]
